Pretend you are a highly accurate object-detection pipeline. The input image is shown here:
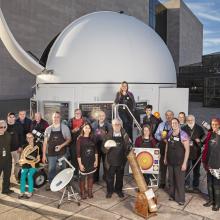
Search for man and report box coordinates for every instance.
[0,120,14,194]
[92,110,112,182]
[102,118,130,198]
[16,110,32,145]
[32,112,49,134]
[142,105,161,135]
[32,112,49,157]
[182,115,205,192]
[42,112,71,190]
[155,110,174,188]
[7,112,23,181]
[68,109,86,176]
[178,112,187,129]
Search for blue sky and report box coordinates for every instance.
[160,0,220,55]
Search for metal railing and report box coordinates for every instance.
[112,104,142,132]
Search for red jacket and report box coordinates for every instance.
[202,131,212,164]
[135,136,157,148]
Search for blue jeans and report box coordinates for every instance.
[47,155,66,183]
[20,168,37,193]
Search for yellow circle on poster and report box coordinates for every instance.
[136,151,154,170]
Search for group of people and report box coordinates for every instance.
[0,81,220,212]
[0,111,48,197]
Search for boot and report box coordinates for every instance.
[87,176,94,198]
[79,180,87,200]
[212,185,220,211]
[204,184,214,207]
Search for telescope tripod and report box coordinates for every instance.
[57,183,80,209]
[185,154,203,181]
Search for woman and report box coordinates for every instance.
[18,133,40,199]
[76,123,98,199]
[135,124,157,148]
[135,124,158,184]
[114,81,135,140]
[202,118,220,211]
[164,118,189,205]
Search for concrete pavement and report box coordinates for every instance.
[0,173,219,220]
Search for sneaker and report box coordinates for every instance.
[18,193,26,199]
[178,202,185,206]
[159,184,165,189]
[106,193,112,198]
[185,186,193,192]
[26,193,33,198]
[45,184,51,191]
[169,197,174,201]
[117,192,124,198]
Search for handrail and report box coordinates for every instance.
[112,103,142,132]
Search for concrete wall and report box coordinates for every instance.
[164,0,202,73]
[189,102,220,125]
[179,0,203,67]
[166,7,180,73]
[0,0,149,100]
[0,99,30,119]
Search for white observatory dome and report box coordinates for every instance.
[45,11,176,84]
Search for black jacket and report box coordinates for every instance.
[7,123,24,151]
[102,129,131,169]
[114,91,136,112]
[182,123,205,160]
[142,114,162,134]
[0,132,12,161]
[16,117,32,145]
[31,119,49,134]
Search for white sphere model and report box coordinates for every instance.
[45,11,176,84]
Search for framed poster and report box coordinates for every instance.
[79,101,113,122]
[30,99,38,120]
[129,148,160,174]
[43,101,69,125]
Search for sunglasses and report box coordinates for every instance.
[0,126,6,129]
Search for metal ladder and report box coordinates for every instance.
[112,103,142,133]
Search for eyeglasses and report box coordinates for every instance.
[0,126,6,129]
[26,136,34,139]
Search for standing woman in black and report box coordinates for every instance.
[77,123,98,199]
[114,81,135,140]
[164,118,190,205]
[202,118,220,211]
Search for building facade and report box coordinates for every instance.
[156,0,203,73]
[178,53,220,107]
